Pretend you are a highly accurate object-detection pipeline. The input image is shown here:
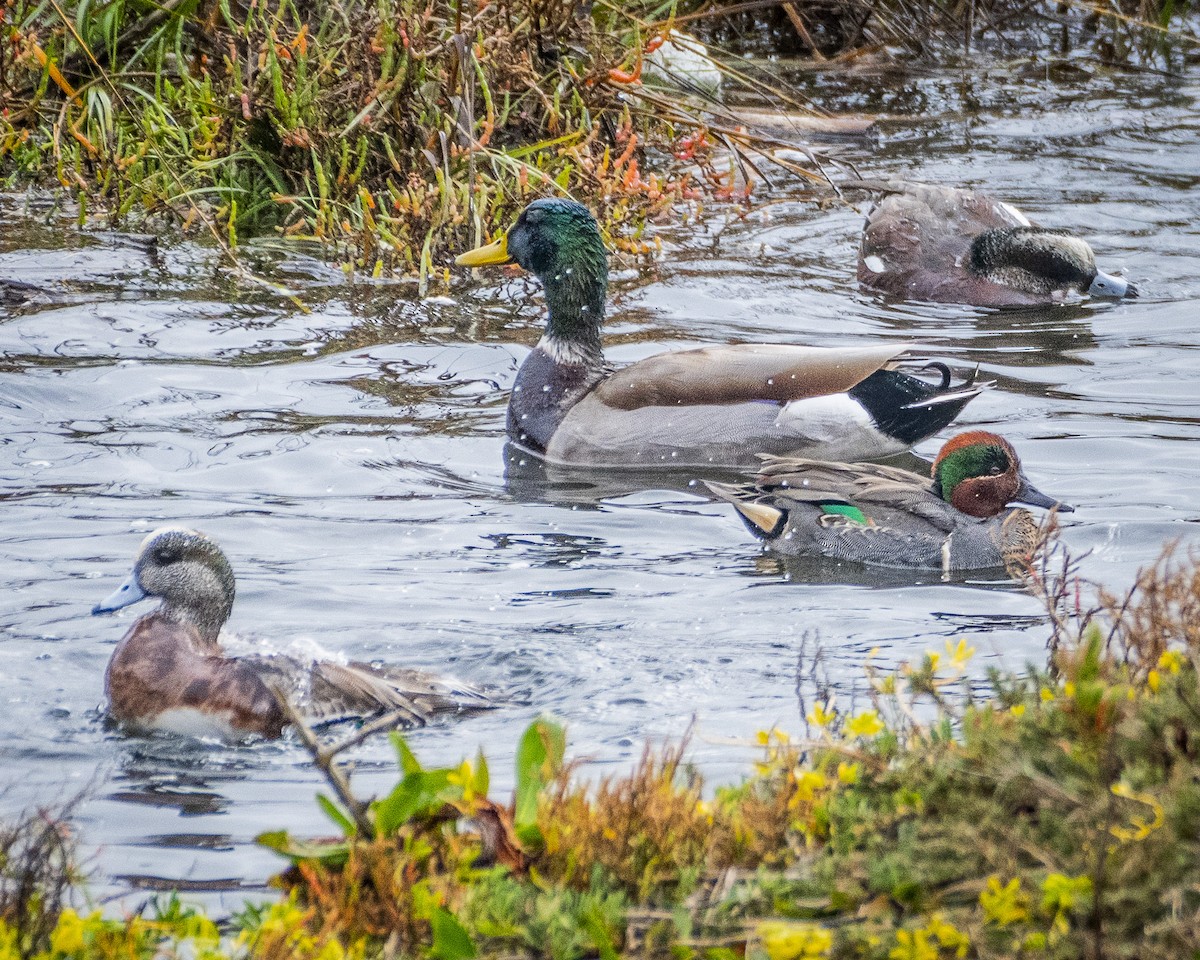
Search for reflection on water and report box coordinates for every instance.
[2,64,1200,910]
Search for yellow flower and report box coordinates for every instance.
[1063,681,1076,698]
[1147,670,1161,694]
[980,876,1030,925]
[944,638,976,670]
[758,921,833,959]
[1159,650,1185,674]
[845,711,885,738]
[792,770,828,803]
[924,651,942,673]
[49,909,87,955]
[925,913,970,957]
[0,922,20,960]
[316,939,347,960]
[807,699,836,728]
[889,929,938,960]
[1010,704,1026,717]
[1041,873,1093,924]
[837,761,859,784]
[1109,782,1164,842]
[1040,687,1054,702]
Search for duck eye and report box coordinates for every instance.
[154,549,180,565]
[988,466,1003,476]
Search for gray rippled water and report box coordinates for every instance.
[2,60,1198,911]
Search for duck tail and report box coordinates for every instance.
[704,481,788,539]
[849,363,985,447]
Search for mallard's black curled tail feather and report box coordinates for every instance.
[849,364,985,447]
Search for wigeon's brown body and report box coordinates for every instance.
[854,181,1135,307]
[94,527,495,740]
[707,431,1072,573]
[104,612,287,738]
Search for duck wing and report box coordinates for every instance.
[592,344,906,410]
[755,458,961,530]
[243,655,499,730]
[707,459,976,569]
[542,344,980,468]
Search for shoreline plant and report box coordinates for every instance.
[3,1,1195,284]
[0,0,771,282]
[5,542,1200,958]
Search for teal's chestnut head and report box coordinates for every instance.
[932,431,1072,519]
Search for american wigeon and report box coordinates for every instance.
[854,180,1135,307]
[93,527,495,739]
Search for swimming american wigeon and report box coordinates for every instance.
[457,198,982,469]
[93,527,495,739]
[854,180,1135,307]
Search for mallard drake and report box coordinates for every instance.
[854,180,1136,307]
[457,198,981,469]
[706,430,1071,571]
[92,527,495,740]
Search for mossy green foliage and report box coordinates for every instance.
[1,0,701,276]
[250,551,1200,958]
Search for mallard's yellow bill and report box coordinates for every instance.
[455,233,511,267]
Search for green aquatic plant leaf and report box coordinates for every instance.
[430,907,476,960]
[373,734,465,836]
[393,731,424,776]
[256,829,350,867]
[317,792,356,837]
[514,717,566,847]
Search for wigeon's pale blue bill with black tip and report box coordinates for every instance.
[1088,270,1137,299]
[92,573,147,615]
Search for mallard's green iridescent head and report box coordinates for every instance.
[456,198,609,346]
[932,431,1071,519]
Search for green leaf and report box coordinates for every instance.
[256,830,349,867]
[430,907,476,960]
[583,903,619,960]
[1079,624,1103,683]
[316,792,356,837]
[373,767,457,837]
[391,731,423,775]
[473,748,490,797]
[514,717,566,846]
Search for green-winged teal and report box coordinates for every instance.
[93,527,495,739]
[706,431,1072,571]
[456,198,982,470]
[855,180,1135,307]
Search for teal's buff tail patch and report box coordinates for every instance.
[819,502,869,525]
